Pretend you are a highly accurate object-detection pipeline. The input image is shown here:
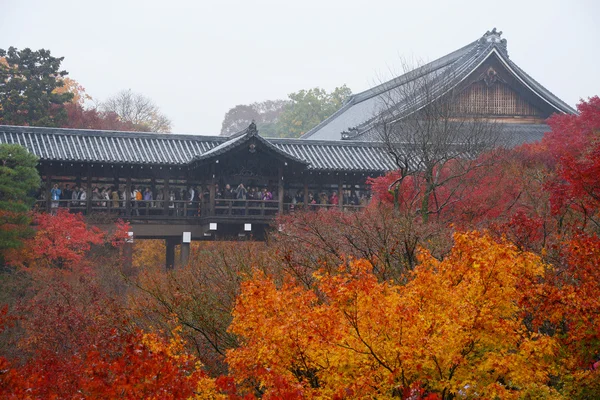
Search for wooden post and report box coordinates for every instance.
[303,177,309,208]
[278,166,284,214]
[209,179,215,216]
[86,168,92,215]
[180,242,190,266]
[45,173,52,212]
[338,176,344,210]
[180,232,191,267]
[165,237,177,270]
[125,175,132,217]
[163,178,170,217]
[122,232,134,276]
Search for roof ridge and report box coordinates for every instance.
[0,125,226,141]
[351,39,481,104]
[299,38,482,141]
[344,43,494,138]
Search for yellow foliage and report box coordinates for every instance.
[227,231,563,399]
[53,77,93,105]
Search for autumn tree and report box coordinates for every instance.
[276,85,352,138]
[0,144,40,265]
[0,325,223,399]
[220,100,289,137]
[101,89,172,133]
[541,96,600,231]
[274,206,451,285]
[373,61,502,222]
[62,102,141,131]
[0,47,73,127]
[228,232,560,399]
[129,241,277,376]
[53,77,92,106]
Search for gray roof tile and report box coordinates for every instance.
[0,125,398,173]
[301,29,575,142]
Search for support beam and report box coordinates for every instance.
[209,178,216,216]
[303,178,309,209]
[278,166,284,214]
[180,231,191,267]
[121,232,134,276]
[86,169,92,215]
[338,176,344,210]
[180,242,190,266]
[45,173,52,212]
[125,176,132,217]
[165,237,177,270]
[163,178,170,217]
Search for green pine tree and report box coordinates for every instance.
[0,47,73,127]
[0,144,40,264]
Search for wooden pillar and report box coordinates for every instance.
[303,177,309,208]
[181,232,190,267]
[122,232,134,276]
[163,178,170,216]
[165,237,177,270]
[278,166,284,214]
[209,177,216,216]
[45,173,52,212]
[125,175,132,217]
[86,168,92,215]
[338,176,344,210]
[180,243,190,266]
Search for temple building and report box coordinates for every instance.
[301,29,575,143]
[0,29,576,267]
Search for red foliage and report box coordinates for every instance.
[110,219,131,247]
[543,97,600,217]
[5,209,105,270]
[62,102,138,131]
[0,328,208,399]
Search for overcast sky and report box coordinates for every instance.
[1,0,598,134]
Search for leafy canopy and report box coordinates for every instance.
[220,85,352,138]
[276,85,352,138]
[0,144,40,261]
[0,47,73,127]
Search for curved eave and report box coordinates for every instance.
[191,131,309,167]
[300,39,481,140]
[346,46,576,140]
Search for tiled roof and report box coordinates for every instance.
[0,125,398,173]
[301,29,575,141]
[351,122,551,148]
[193,123,309,166]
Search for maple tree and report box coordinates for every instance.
[129,240,276,376]
[228,232,563,399]
[542,96,600,230]
[4,209,105,270]
[0,325,223,399]
[53,77,92,106]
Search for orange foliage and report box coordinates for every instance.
[228,232,560,399]
[53,77,92,106]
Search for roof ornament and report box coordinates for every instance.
[341,127,359,140]
[480,28,508,56]
[247,120,258,136]
[482,67,502,87]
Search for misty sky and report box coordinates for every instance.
[1,0,598,135]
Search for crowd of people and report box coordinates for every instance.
[38,181,370,216]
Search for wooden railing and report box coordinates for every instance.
[35,198,367,222]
